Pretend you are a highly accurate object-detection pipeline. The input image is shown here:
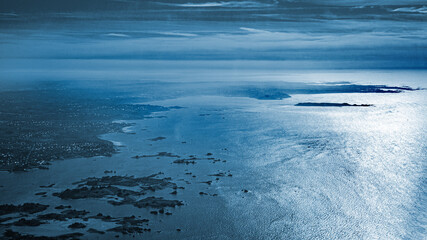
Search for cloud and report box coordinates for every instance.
[292,1,424,6]
[157,32,198,37]
[111,0,137,2]
[0,12,19,19]
[240,27,270,33]
[392,6,427,14]
[104,33,130,38]
[161,1,275,8]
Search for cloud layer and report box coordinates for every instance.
[0,0,426,69]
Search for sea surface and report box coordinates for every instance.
[0,70,425,239]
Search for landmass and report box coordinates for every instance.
[0,82,173,172]
[296,102,373,107]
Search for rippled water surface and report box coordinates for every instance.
[0,70,425,239]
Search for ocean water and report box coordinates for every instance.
[0,70,425,239]
[142,72,426,239]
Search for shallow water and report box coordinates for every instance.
[0,70,425,239]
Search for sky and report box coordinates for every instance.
[0,0,426,70]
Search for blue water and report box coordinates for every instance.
[144,73,426,239]
[1,70,424,239]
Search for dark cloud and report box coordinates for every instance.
[0,0,425,68]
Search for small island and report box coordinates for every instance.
[295,102,373,107]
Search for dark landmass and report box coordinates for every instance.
[3,230,84,240]
[53,174,183,209]
[68,222,86,229]
[0,82,174,172]
[287,84,417,94]
[132,152,180,159]
[209,172,233,177]
[38,210,89,221]
[90,214,150,231]
[131,197,183,209]
[170,154,223,165]
[107,216,152,235]
[0,203,49,215]
[54,205,72,210]
[173,159,196,165]
[227,83,418,100]
[0,203,154,238]
[13,218,45,227]
[232,87,292,100]
[149,137,166,141]
[296,102,373,107]
[72,174,172,189]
